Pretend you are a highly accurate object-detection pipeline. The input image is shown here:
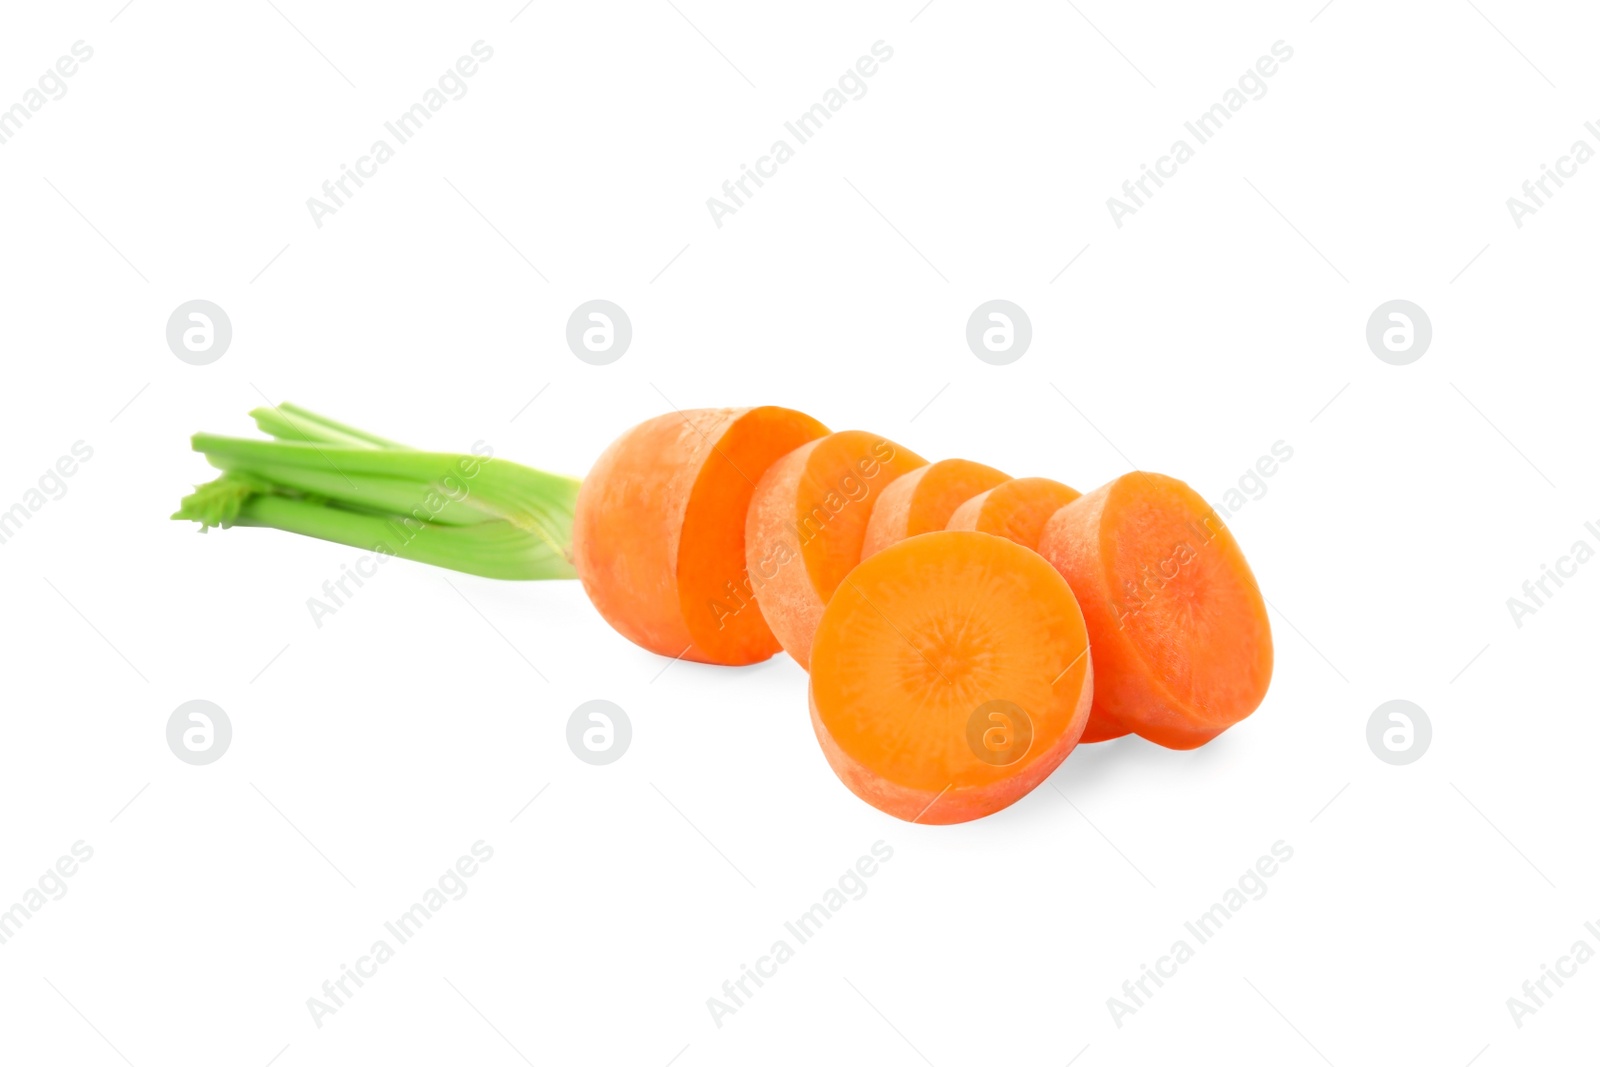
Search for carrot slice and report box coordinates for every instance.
[744,431,927,667]
[946,476,1081,550]
[573,406,828,665]
[1078,705,1133,743]
[943,476,1132,740]
[1037,472,1272,749]
[809,531,1093,824]
[860,458,1010,559]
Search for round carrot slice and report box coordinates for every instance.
[573,406,828,665]
[860,459,1011,560]
[946,476,1128,739]
[1038,472,1273,749]
[745,430,927,668]
[809,531,1093,824]
[946,476,1081,551]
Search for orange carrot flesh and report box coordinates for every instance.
[745,430,927,667]
[945,477,1127,738]
[574,406,828,664]
[1038,473,1272,749]
[860,458,1010,560]
[809,531,1093,824]
[945,476,1081,551]
[1078,706,1133,743]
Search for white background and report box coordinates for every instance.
[1,1,1596,1064]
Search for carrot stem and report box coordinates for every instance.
[173,405,580,580]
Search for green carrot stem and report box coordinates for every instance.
[196,453,502,526]
[175,405,582,579]
[250,403,408,449]
[234,494,575,580]
[189,435,570,531]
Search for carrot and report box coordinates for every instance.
[947,474,1128,743]
[809,531,1093,824]
[181,402,1270,760]
[1037,472,1272,749]
[744,431,927,667]
[1077,704,1134,742]
[945,476,1081,550]
[860,458,1010,559]
[573,406,828,665]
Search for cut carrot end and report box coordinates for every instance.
[809,530,1093,824]
[861,458,1011,561]
[1038,472,1272,749]
[574,406,829,665]
[745,430,928,668]
[946,476,1081,551]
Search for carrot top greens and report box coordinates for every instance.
[173,403,579,580]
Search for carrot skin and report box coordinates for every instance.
[574,406,827,664]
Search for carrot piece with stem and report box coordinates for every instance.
[946,476,1081,551]
[809,530,1093,824]
[1037,472,1272,749]
[573,406,829,666]
[744,430,927,668]
[860,458,1010,560]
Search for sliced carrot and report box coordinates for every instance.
[943,476,1132,739]
[860,458,1010,560]
[946,476,1082,551]
[1078,705,1133,743]
[573,406,828,665]
[809,531,1093,824]
[1037,473,1272,749]
[744,431,927,667]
